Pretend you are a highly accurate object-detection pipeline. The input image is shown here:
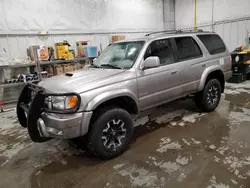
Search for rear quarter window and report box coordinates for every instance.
[197,34,226,55]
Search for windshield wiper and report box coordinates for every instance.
[100,64,122,69]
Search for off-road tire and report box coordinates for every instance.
[87,106,134,160]
[195,79,222,112]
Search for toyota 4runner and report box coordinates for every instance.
[17,30,232,159]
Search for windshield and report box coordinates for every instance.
[93,41,145,69]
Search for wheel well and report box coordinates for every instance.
[207,70,225,92]
[93,96,139,115]
[87,96,138,133]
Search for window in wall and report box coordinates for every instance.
[144,38,175,65]
[175,37,202,61]
[197,34,226,55]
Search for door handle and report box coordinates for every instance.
[202,64,206,67]
[171,70,178,75]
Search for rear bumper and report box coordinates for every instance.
[224,71,232,82]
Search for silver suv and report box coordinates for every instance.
[17,30,232,159]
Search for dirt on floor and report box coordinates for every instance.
[0,82,250,188]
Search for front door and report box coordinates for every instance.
[137,38,181,110]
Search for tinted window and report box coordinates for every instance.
[144,39,175,65]
[197,34,226,55]
[175,37,202,61]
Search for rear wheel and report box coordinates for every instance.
[195,79,222,112]
[87,106,134,160]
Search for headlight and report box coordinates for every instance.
[50,95,79,111]
[52,96,65,110]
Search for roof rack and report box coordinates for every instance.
[145,30,177,36]
[145,28,207,36]
[176,29,204,33]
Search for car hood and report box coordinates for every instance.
[38,68,126,93]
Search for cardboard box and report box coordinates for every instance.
[68,64,73,72]
[112,35,125,43]
[68,50,75,59]
[55,41,71,59]
[76,41,90,56]
[38,46,49,61]
[62,64,71,73]
[29,45,49,61]
[54,65,64,75]
[28,46,36,61]
[45,65,54,77]
[41,71,48,78]
[69,63,77,72]
[84,46,98,58]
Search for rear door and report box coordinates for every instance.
[172,36,204,94]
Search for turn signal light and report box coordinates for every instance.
[67,96,78,109]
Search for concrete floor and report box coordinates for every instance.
[1,82,250,188]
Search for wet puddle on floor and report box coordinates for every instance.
[1,84,250,187]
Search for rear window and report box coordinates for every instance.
[197,34,226,55]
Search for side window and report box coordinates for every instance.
[144,38,175,65]
[197,34,226,55]
[175,37,202,61]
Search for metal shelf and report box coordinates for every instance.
[0,57,89,69]
[0,57,92,106]
[0,61,33,68]
[0,80,38,89]
[8,62,35,68]
[38,57,90,66]
[0,57,91,89]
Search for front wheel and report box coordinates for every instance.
[195,79,222,112]
[87,106,134,160]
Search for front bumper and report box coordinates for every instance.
[17,83,93,142]
[38,111,93,139]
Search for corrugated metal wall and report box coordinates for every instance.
[215,19,250,51]
[182,18,250,52]
[174,0,250,52]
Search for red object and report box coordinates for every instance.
[0,101,3,112]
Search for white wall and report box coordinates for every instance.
[175,0,250,51]
[163,0,175,30]
[0,0,164,33]
[0,0,165,62]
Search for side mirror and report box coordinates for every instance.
[141,56,160,70]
